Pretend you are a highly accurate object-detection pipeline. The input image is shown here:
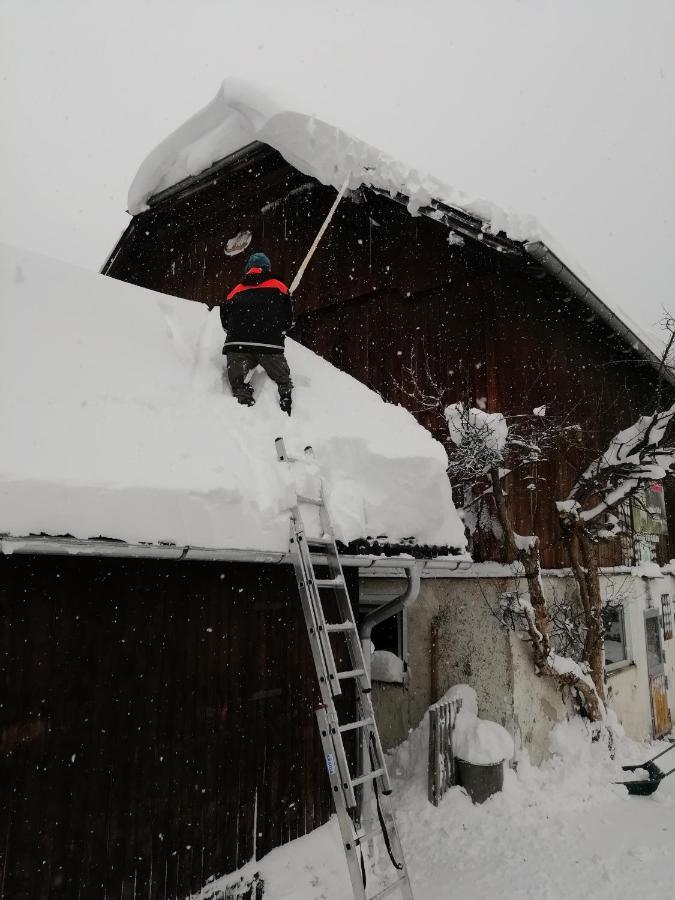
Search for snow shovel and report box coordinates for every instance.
[615,738,675,796]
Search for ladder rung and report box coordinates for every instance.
[373,877,411,899]
[325,621,356,633]
[355,824,385,844]
[297,494,322,506]
[316,577,344,589]
[339,717,374,733]
[337,668,365,680]
[351,768,385,787]
[306,536,333,546]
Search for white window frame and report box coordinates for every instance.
[605,603,633,673]
[359,580,409,671]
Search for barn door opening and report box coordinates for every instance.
[644,609,672,738]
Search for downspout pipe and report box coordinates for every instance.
[359,560,421,680]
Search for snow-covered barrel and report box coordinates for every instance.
[456,758,505,804]
[451,691,514,804]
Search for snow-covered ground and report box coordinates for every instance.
[198,717,674,900]
[0,243,464,553]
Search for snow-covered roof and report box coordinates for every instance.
[127,79,668,372]
[0,243,465,556]
[128,78,539,242]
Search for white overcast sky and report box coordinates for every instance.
[1,0,674,347]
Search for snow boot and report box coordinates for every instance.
[279,393,292,416]
[237,396,255,407]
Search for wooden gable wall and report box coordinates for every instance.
[0,554,356,899]
[104,145,662,568]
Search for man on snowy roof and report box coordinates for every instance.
[220,252,294,414]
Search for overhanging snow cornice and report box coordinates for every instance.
[104,139,670,390]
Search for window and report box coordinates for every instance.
[661,595,673,641]
[359,578,408,684]
[619,487,670,566]
[645,483,667,518]
[604,605,630,669]
[645,610,665,676]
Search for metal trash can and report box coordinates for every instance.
[456,757,504,804]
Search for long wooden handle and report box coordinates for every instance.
[289,176,350,295]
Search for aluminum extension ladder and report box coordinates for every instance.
[275,438,413,900]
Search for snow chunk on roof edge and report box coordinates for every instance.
[128,77,541,242]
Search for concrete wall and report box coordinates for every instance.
[365,568,675,762]
[509,633,567,762]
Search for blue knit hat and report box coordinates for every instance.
[245,252,271,273]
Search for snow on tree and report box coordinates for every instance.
[445,402,605,721]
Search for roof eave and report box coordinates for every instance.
[0,534,471,572]
[112,141,669,387]
[524,241,674,389]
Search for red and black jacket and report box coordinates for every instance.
[220,270,293,354]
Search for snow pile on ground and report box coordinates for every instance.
[371,649,404,684]
[0,243,465,553]
[443,682,479,716]
[128,77,540,242]
[200,713,674,899]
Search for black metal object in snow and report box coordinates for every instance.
[615,738,675,796]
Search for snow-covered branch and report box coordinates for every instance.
[567,402,675,526]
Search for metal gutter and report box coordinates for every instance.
[525,241,674,389]
[145,142,264,210]
[0,534,471,573]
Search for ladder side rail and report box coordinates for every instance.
[289,510,347,707]
[313,490,393,796]
[289,534,336,708]
[316,707,368,900]
[294,514,344,697]
[319,537,372,696]
[293,528,360,807]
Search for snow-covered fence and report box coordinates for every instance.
[428,697,463,806]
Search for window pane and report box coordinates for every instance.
[604,607,627,665]
[645,615,663,674]
[661,595,673,641]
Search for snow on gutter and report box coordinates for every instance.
[524,242,675,390]
[0,534,471,574]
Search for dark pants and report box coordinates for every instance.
[225,351,293,404]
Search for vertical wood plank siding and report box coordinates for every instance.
[0,554,352,899]
[104,145,662,568]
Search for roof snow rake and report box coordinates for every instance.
[615,738,675,796]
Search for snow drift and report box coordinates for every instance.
[128,77,540,241]
[0,243,465,554]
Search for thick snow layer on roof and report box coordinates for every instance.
[127,78,668,362]
[0,243,465,554]
[128,78,540,241]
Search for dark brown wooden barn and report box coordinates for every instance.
[104,139,674,569]
[5,116,673,900]
[1,544,372,900]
